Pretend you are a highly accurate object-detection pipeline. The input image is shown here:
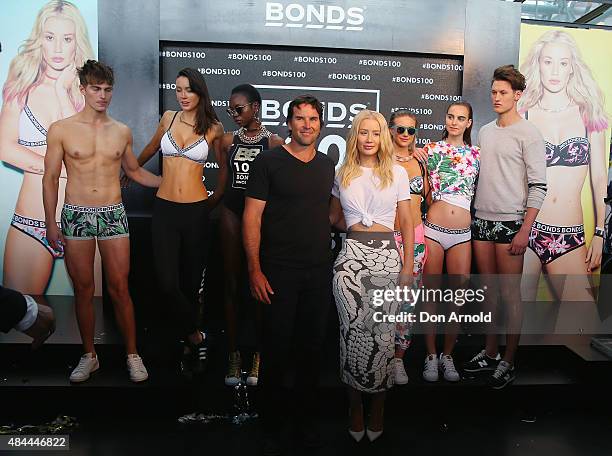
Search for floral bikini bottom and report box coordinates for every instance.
[528,221,585,265]
[11,213,64,259]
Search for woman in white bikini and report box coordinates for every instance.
[0,0,94,294]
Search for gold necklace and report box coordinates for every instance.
[394,153,413,162]
[179,112,195,127]
[237,125,270,144]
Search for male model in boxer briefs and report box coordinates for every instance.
[43,60,161,383]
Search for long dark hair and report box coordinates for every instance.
[441,101,473,146]
[176,68,218,135]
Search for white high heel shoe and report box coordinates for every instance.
[348,405,365,442]
[349,428,365,442]
[366,428,383,442]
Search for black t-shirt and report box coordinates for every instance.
[246,145,335,268]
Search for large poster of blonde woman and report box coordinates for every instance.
[0,0,99,295]
[519,24,611,305]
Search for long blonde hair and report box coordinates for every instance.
[2,0,94,110]
[519,30,608,133]
[337,110,395,189]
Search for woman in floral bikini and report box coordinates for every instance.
[420,102,480,383]
[519,30,607,302]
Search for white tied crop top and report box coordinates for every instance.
[332,164,411,230]
[160,112,209,165]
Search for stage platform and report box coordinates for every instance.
[2,295,611,455]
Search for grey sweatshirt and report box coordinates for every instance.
[474,118,547,221]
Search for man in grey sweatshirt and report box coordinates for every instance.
[464,65,547,389]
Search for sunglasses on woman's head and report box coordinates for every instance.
[391,125,417,136]
[226,103,252,117]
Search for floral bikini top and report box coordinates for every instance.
[524,111,590,167]
[425,141,480,211]
[545,137,590,167]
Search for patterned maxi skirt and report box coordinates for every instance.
[333,231,402,393]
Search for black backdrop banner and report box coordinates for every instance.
[160,42,463,196]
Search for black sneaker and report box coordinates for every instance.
[190,331,208,375]
[462,349,501,373]
[487,361,516,389]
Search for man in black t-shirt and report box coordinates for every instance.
[244,95,334,454]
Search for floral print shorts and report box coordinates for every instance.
[471,217,523,244]
[61,203,129,240]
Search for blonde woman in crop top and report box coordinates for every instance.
[136,68,224,376]
[329,109,414,442]
[421,102,480,383]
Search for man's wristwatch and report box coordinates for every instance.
[594,227,605,238]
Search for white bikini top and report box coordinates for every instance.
[18,104,47,147]
[332,164,411,230]
[160,112,208,165]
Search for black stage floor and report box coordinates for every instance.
[1,296,611,455]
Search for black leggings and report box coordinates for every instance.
[152,197,209,337]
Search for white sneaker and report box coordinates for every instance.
[392,358,409,385]
[439,354,460,382]
[423,354,439,382]
[127,354,149,382]
[70,353,99,383]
